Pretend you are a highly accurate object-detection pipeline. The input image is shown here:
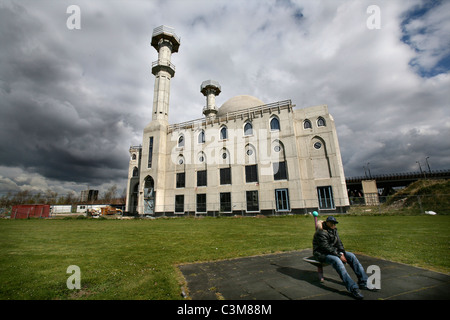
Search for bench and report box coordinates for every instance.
[303,213,329,282]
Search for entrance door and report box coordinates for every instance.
[144,176,155,215]
[131,183,139,213]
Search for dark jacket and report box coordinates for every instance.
[313,221,345,262]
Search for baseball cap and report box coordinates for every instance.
[326,216,339,224]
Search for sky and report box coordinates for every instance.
[0,0,449,197]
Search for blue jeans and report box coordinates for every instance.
[324,252,368,292]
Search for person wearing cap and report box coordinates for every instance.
[313,216,374,299]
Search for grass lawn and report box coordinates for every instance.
[0,214,449,300]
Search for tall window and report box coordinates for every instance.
[275,189,290,212]
[176,172,185,188]
[317,186,334,209]
[317,117,326,127]
[198,130,205,144]
[196,194,207,213]
[246,191,259,212]
[175,195,184,213]
[220,126,228,140]
[178,135,184,147]
[304,119,312,129]
[148,137,154,168]
[197,170,207,187]
[244,122,253,136]
[270,117,280,131]
[220,167,232,185]
[245,165,258,183]
[245,144,257,164]
[220,192,231,212]
[273,161,288,180]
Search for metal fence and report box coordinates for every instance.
[130,194,450,217]
[348,194,450,215]
[2,194,448,218]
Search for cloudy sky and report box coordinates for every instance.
[0,0,449,197]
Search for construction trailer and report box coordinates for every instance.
[50,205,73,214]
[76,204,108,214]
[100,206,123,215]
[11,205,50,219]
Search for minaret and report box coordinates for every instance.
[201,80,221,119]
[137,26,180,216]
[150,26,180,121]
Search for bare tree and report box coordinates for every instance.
[102,185,118,203]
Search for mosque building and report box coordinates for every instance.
[125,26,349,216]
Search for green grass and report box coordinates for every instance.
[0,215,449,300]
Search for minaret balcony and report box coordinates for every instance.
[202,106,218,117]
[151,25,180,53]
[152,59,176,77]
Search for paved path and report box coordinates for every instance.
[178,249,450,300]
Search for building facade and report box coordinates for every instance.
[125,26,349,216]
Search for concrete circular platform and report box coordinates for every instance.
[178,249,450,300]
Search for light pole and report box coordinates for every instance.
[425,157,431,173]
[416,161,426,178]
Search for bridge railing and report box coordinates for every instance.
[346,169,450,184]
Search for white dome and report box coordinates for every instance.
[217,95,264,117]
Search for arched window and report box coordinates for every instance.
[245,144,257,164]
[304,119,312,129]
[143,176,155,214]
[271,140,288,181]
[132,167,138,177]
[198,151,206,164]
[220,148,231,165]
[220,148,232,185]
[311,136,331,179]
[312,137,326,151]
[198,130,205,144]
[221,149,229,161]
[177,154,185,165]
[317,117,326,127]
[270,117,280,131]
[220,126,228,140]
[244,122,253,136]
[132,154,137,160]
[178,135,184,147]
[176,155,185,188]
[273,141,283,154]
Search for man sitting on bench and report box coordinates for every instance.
[313,216,375,300]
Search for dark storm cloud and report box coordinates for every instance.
[0,1,139,190]
[341,126,450,177]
